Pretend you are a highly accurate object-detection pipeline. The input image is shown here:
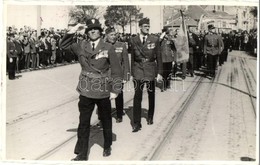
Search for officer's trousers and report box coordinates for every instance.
[207,54,218,76]
[115,84,124,119]
[187,53,194,75]
[74,95,112,159]
[133,79,155,124]
[162,62,173,89]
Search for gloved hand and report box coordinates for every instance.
[9,58,13,63]
[160,32,166,40]
[156,74,163,82]
[109,92,118,100]
[67,23,87,34]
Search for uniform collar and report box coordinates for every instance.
[90,38,100,49]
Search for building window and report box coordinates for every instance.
[223,21,226,28]
[218,6,221,11]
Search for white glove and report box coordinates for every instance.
[109,92,118,100]
[160,32,166,39]
[67,23,87,34]
[156,74,163,82]
[9,58,13,63]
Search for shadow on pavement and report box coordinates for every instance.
[123,106,149,127]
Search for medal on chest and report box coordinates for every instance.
[95,50,108,60]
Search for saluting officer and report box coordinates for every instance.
[60,18,123,160]
[130,17,163,132]
[203,25,223,78]
[105,26,130,122]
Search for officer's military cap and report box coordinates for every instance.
[139,17,150,26]
[85,18,103,33]
[208,24,215,30]
[105,26,115,34]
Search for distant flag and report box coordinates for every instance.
[175,10,189,64]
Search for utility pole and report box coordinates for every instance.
[130,14,132,34]
[37,5,41,37]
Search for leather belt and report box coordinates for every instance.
[81,70,108,78]
[136,58,154,63]
[208,45,218,47]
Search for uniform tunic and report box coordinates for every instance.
[203,33,223,56]
[203,32,223,76]
[60,33,123,160]
[113,41,130,81]
[130,34,163,81]
[60,33,123,98]
[130,34,163,125]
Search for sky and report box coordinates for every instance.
[5,5,71,30]
[5,5,163,33]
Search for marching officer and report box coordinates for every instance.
[130,17,163,132]
[105,26,130,122]
[7,32,18,80]
[203,24,223,78]
[60,18,123,160]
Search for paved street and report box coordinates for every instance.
[5,50,257,162]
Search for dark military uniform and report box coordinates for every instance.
[203,32,223,77]
[130,33,163,128]
[188,32,200,76]
[113,42,130,118]
[7,35,18,80]
[60,33,123,160]
[160,35,175,90]
[109,41,130,120]
[221,33,232,63]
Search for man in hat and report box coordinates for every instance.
[105,26,130,123]
[160,27,176,91]
[60,18,123,160]
[7,32,18,80]
[203,24,223,78]
[130,17,163,132]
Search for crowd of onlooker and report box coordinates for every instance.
[6,25,257,80]
[228,29,258,55]
[6,26,80,74]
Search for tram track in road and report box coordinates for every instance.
[227,56,256,160]
[239,57,256,117]
[6,97,79,126]
[35,77,198,160]
[35,97,135,160]
[147,67,222,160]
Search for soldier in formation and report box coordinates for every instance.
[60,18,123,160]
[130,17,163,132]
[203,24,224,78]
